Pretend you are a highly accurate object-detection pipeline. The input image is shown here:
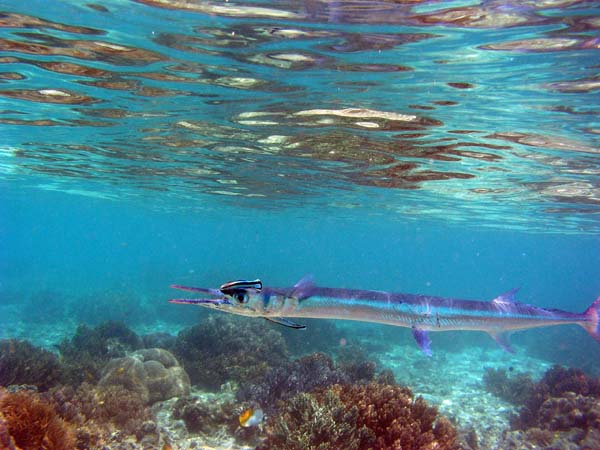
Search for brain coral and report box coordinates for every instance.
[99,347,190,404]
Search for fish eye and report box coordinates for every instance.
[234,292,248,304]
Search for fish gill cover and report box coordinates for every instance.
[1,1,600,449]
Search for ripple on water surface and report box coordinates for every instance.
[0,1,598,232]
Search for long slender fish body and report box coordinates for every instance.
[169,276,600,355]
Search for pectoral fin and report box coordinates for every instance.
[412,327,432,357]
[264,317,306,329]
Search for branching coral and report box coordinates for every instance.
[237,352,378,413]
[0,387,76,450]
[335,383,458,450]
[0,339,64,391]
[258,389,362,450]
[174,315,288,390]
[260,382,459,450]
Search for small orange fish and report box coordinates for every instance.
[239,407,264,427]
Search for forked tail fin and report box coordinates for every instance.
[581,297,600,343]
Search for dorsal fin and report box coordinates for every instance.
[491,287,519,304]
[290,275,315,300]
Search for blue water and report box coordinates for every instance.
[1,1,600,448]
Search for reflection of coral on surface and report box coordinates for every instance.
[0,387,76,450]
[260,382,458,450]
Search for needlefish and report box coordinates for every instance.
[169,276,600,356]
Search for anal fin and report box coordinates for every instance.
[489,331,515,353]
[265,317,306,329]
[412,327,432,357]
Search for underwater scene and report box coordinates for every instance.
[1,0,600,449]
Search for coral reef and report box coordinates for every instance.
[513,365,600,430]
[99,348,190,404]
[172,394,238,435]
[258,389,362,450]
[482,367,535,405]
[0,387,76,450]
[173,315,288,390]
[500,365,600,449]
[259,382,459,450]
[237,352,380,413]
[141,331,177,350]
[0,339,64,391]
[58,321,143,385]
[45,382,155,448]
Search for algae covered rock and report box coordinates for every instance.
[0,339,64,391]
[99,347,190,404]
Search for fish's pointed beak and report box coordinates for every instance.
[170,284,222,296]
[169,284,230,306]
[168,297,230,305]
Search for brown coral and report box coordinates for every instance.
[261,382,458,450]
[47,382,152,436]
[259,389,362,450]
[0,388,76,450]
[333,383,458,450]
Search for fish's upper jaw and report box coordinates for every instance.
[168,297,231,306]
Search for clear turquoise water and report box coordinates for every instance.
[1,1,600,441]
